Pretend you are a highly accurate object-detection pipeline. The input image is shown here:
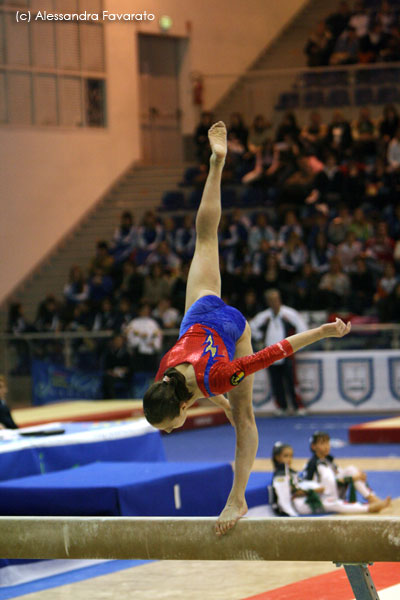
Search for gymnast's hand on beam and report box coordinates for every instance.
[320,318,351,338]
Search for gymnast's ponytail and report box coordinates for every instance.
[143,367,193,425]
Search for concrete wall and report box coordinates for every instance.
[0,0,308,302]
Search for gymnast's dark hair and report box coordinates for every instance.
[143,367,193,425]
[271,441,292,470]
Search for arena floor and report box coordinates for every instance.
[3,414,400,600]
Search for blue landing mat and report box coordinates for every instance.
[0,461,233,517]
[162,415,400,461]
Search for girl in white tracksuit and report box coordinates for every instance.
[270,442,325,517]
[302,431,390,515]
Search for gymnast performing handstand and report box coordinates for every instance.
[143,121,351,536]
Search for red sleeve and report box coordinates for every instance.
[208,339,294,395]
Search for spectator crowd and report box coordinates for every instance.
[304,0,400,67]
[6,94,400,393]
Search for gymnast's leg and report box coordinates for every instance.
[184,121,227,312]
[216,322,259,536]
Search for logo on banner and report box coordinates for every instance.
[338,358,374,405]
[296,359,323,406]
[388,357,400,402]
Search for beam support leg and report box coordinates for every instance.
[336,563,380,600]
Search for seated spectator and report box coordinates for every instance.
[114,296,135,334]
[379,104,399,145]
[330,26,360,64]
[294,262,322,310]
[231,209,251,244]
[162,217,178,252]
[64,265,89,305]
[276,112,300,143]
[247,115,271,154]
[337,230,363,272]
[282,154,317,202]
[325,111,353,158]
[92,297,117,331]
[307,153,346,207]
[219,214,239,251]
[365,158,391,202]
[88,268,114,308]
[300,112,327,156]
[381,24,400,62]
[359,21,389,62]
[152,297,180,330]
[378,281,400,321]
[350,257,376,313]
[262,253,282,294]
[194,111,213,163]
[114,261,144,305]
[35,295,61,332]
[237,263,263,302]
[387,127,400,172]
[346,160,366,207]
[278,210,303,245]
[64,301,93,332]
[170,263,189,314]
[137,211,164,258]
[7,302,33,335]
[348,207,373,242]
[102,334,132,399]
[0,375,18,429]
[304,20,334,66]
[376,0,396,34]
[386,202,400,239]
[326,1,351,40]
[279,231,308,278]
[319,256,351,309]
[237,289,263,320]
[145,241,181,272]
[175,215,196,259]
[227,112,248,148]
[348,0,370,38]
[352,107,377,159]
[110,211,138,264]
[142,263,171,307]
[310,231,334,274]
[365,221,395,267]
[7,303,33,375]
[327,216,349,246]
[374,261,398,303]
[248,213,277,253]
[89,241,114,276]
[225,241,251,274]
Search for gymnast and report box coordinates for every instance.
[143,121,351,536]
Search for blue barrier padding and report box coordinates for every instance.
[0,461,233,517]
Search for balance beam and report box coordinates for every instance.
[1,516,400,562]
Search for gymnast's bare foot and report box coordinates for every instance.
[208,121,227,164]
[368,496,391,512]
[215,499,247,536]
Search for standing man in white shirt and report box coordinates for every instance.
[125,303,162,397]
[250,289,307,415]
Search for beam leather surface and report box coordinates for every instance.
[1,516,400,562]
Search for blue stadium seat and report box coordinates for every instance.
[188,188,203,210]
[355,87,375,106]
[326,88,350,107]
[159,191,185,211]
[320,70,348,87]
[239,187,265,207]
[303,90,324,109]
[221,188,238,208]
[275,92,300,110]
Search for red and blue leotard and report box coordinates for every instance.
[155,322,293,398]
